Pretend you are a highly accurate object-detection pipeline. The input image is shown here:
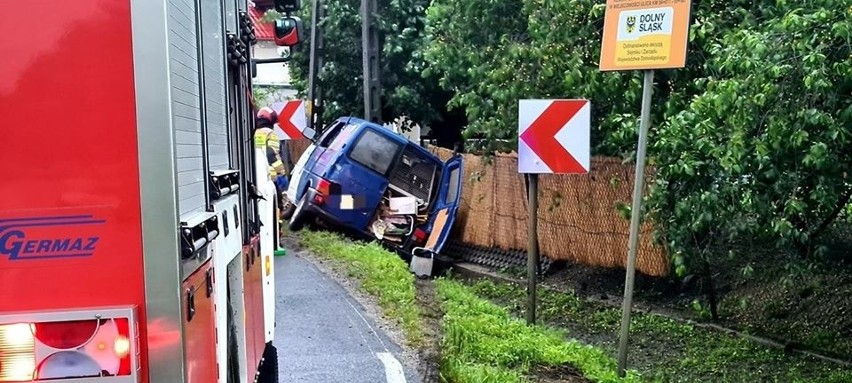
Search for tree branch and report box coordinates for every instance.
[809,183,852,242]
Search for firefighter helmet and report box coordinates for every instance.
[256,106,278,127]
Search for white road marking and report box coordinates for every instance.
[307,259,409,382]
[376,352,407,383]
[343,293,390,351]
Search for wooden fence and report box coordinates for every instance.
[286,139,669,276]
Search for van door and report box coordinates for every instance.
[424,154,464,254]
[338,127,404,230]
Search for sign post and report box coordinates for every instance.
[599,0,692,376]
[518,99,591,325]
[526,172,539,325]
[615,68,653,375]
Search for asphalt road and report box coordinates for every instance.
[273,252,420,383]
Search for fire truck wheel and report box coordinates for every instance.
[288,195,310,232]
[257,344,279,383]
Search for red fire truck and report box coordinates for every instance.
[0,0,295,382]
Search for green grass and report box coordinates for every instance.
[299,231,642,383]
[466,279,852,383]
[437,278,643,383]
[300,230,423,346]
[297,231,852,383]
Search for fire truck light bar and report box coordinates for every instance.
[0,307,139,382]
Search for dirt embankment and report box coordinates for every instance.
[414,278,443,382]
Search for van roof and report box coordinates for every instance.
[335,116,438,161]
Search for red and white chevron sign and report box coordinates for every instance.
[518,99,591,174]
[272,99,308,140]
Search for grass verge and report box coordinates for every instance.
[299,230,640,382]
[437,278,643,383]
[465,278,852,383]
[300,230,423,346]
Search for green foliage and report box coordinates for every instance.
[288,0,444,126]
[650,0,852,271]
[299,230,423,345]
[423,0,654,154]
[468,278,852,383]
[424,0,851,274]
[262,9,281,23]
[252,87,272,105]
[437,279,643,383]
[421,0,529,150]
[290,0,852,277]
[300,231,640,382]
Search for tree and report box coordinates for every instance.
[422,0,851,305]
[287,0,453,132]
[652,1,852,264]
[288,0,852,299]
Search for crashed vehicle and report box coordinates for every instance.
[283,117,463,261]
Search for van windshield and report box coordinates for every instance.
[349,128,402,176]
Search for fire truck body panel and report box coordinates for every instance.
[0,0,151,382]
[255,150,279,345]
[211,194,246,383]
[132,0,189,381]
[0,0,278,382]
[181,258,218,383]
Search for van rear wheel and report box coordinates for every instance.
[281,202,296,221]
[288,195,310,232]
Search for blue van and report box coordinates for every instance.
[282,117,463,256]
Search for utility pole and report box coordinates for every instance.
[361,0,381,123]
[308,0,324,131]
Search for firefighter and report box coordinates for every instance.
[254,106,289,213]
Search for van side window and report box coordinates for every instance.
[445,167,460,204]
[328,124,358,151]
[317,121,345,148]
[349,129,401,176]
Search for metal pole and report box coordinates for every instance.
[617,69,655,376]
[253,57,292,65]
[361,0,381,123]
[308,0,323,131]
[526,173,539,325]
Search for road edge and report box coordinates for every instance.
[285,241,427,381]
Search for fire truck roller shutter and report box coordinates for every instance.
[169,0,207,217]
[201,0,230,171]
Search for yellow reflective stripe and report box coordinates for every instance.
[267,139,281,151]
[254,130,268,147]
[255,127,278,147]
[271,161,286,176]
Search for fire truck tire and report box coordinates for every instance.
[256,344,279,383]
[288,195,310,232]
